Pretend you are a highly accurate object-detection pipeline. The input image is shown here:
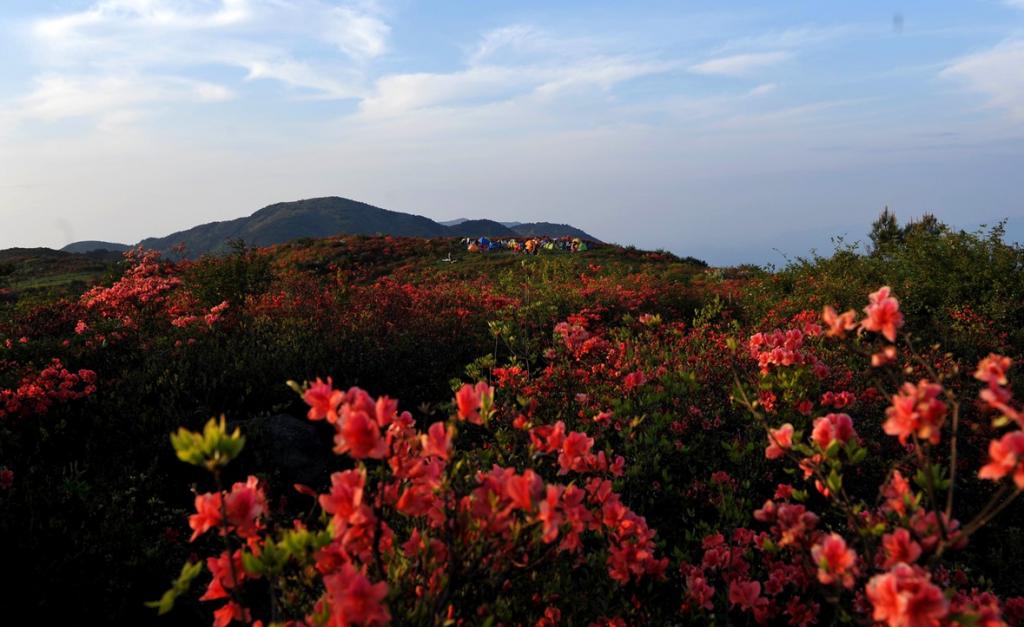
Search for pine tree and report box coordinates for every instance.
[902,212,946,239]
[869,206,901,253]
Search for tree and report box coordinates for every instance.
[901,212,947,239]
[869,206,901,254]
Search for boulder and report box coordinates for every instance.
[235,413,334,489]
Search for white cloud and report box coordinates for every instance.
[33,0,387,61]
[468,25,612,67]
[533,58,680,98]
[715,99,861,131]
[746,83,777,97]
[17,0,387,125]
[358,58,677,118]
[34,0,252,39]
[942,39,1024,120]
[712,25,862,55]
[244,60,362,98]
[323,6,389,60]
[359,67,530,117]
[193,82,235,102]
[19,74,234,121]
[471,25,542,63]
[468,24,565,64]
[352,24,682,118]
[689,51,791,77]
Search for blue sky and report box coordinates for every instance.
[1,0,1022,264]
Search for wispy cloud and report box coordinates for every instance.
[0,73,235,135]
[467,24,605,66]
[31,0,387,60]
[358,66,532,117]
[942,38,1024,120]
[712,25,862,55]
[357,26,681,118]
[5,0,388,129]
[470,25,547,64]
[358,58,677,118]
[243,60,363,99]
[20,74,233,122]
[34,0,252,39]
[689,51,791,77]
[746,83,777,97]
[321,5,389,60]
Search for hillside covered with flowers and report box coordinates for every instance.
[2,219,1024,626]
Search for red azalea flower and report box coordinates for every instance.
[866,563,947,627]
[455,382,494,424]
[189,492,223,541]
[884,380,947,446]
[323,562,390,626]
[822,305,857,338]
[978,431,1024,488]
[336,405,387,459]
[224,476,267,539]
[811,533,857,588]
[420,421,451,460]
[811,413,856,450]
[305,377,343,422]
[881,529,922,569]
[975,354,1012,386]
[765,423,794,460]
[861,286,904,342]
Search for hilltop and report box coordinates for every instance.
[61,241,130,254]
[135,196,600,258]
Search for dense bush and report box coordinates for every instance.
[744,216,1024,360]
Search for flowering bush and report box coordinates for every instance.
[156,382,666,625]
[0,357,95,421]
[150,285,1024,626]
[718,286,1024,625]
[3,228,1024,623]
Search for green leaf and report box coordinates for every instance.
[241,551,263,576]
[145,560,203,615]
[825,440,841,459]
[826,469,843,493]
[170,416,245,471]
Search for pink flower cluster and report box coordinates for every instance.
[0,358,96,420]
[975,354,1024,488]
[177,379,668,625]
[80,249,183,328]
[883,380,947,446]
[748,329,825,376]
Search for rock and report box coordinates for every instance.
[235,413,334,489]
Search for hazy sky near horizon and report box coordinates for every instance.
[1,0,1022,265]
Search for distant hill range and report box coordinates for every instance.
[61,241,131,254]
[61,197,600,259]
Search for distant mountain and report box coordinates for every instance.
[444,219,519,238]
[62,241,130,254]
[140,197,449,256]
[511,222,596,240]
[135,196,599,257]
[0,247,119,295]
[0,247,72,264]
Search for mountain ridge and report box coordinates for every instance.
[61,241,130,254]
[114,196,601,258]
